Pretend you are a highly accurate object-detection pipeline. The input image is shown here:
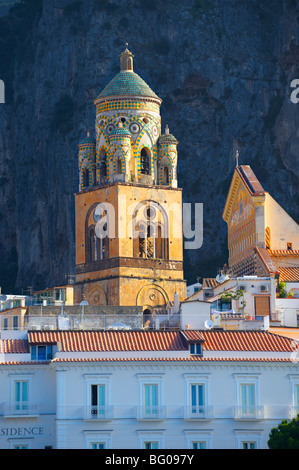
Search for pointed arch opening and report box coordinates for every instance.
[140,148,151,175]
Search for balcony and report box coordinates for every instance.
[136,405,167,421]
[84,405,114,421]
[234,405,264,421]
[184,405,214,421]
[2,402,39,418]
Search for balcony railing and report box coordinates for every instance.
[288,407,299,419]
[234,405,264,421]
[136,405,167,421]
[84,405,114,421]
[184,405,214,420]
[2,402,39,418]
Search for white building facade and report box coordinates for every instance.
[0,329,298,450]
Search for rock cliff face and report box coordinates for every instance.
[0,0,298,293]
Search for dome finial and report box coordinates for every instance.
[165,124,169,134]
[120,45,134,72]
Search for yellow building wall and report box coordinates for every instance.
[264,193,299,251]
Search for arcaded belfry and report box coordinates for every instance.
[75,46,186,316]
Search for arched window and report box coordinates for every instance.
[88,221,109,263]
[83,168,90,188]
[162,166,169,185]
[140,148,150,175]
[134,220,168,260]
[117,159,122,174]
[99,150,107,178]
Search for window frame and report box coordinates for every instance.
[137,431,164,450]
[84,375,111,420]
[84,431,112,450]
[234,374,261,419]
[137,374,164,420]
[184,431,212,449]
[31,345,53,361]
[184,374,211,419]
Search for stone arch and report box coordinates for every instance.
[136,284,169,308]
[86,286,107,306]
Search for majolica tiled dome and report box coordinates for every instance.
[79,132,96,146]
[97,71,160,101]
[109,126,131,137]
[158,126,178,144]
[96,47,161,102]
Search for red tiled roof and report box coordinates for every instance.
[199,330,293,352]
[278,267,299,282]
[255,247,280,274]
[268,250,299,256]
[0,340,28,354]
[27,330,187,352]
[237,166,265,196]
[202,278,220,289]
[27,329,294,353]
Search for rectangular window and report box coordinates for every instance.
[190,343,202,355]
[144,442,159,450]
[191,384,204,415]
[192,442,206,449]
[3,318,8,330]
[31,345,53,361]
[91,384,105,417]
[13,316,18,330]
[242,442,256,449]
[241,384,255,415]
[91,443,105,449]
[14,380,28,411]
[144,384,158,416]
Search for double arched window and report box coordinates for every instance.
[87,223,109,262]
[133,203,168,260]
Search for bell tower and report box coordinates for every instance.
[74,47,186,312]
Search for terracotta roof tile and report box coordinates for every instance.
[202,278,220,289]
[237,165,265,195]
[199,330,293,352]
[27,330,187,352]
[255,247,280,274]
[278,267,299,282]
[27,330,295,353]
[0,340,29,354]
[268,250,299,256]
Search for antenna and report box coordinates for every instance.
[236,150,239,168]
[216,273,226,284]
[204,319,214,330]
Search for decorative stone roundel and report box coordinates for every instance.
[152,125,158,137]
[129,122,140,134]
[106,123,115,134]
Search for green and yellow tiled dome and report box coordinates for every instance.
[97,70,160,101]
[94,47,161,107]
